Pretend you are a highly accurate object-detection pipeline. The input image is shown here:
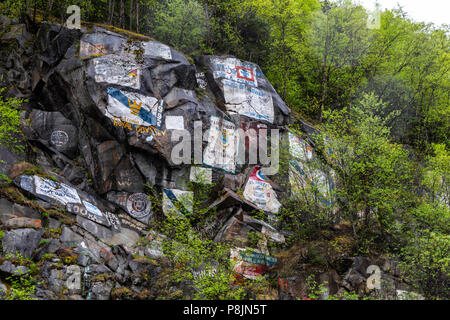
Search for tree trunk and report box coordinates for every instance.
[281,22,287,100]
[108,0,112,21]
[33,0,37,23]
[109,0,115,25]
[119,0,125,28]
[136,1,139,33]
[129,0,133,30]
[205,3,210,49]
[320,13,330,124]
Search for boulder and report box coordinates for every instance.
[90,280,114,300]
[0,198,14,223]
[0,280,7,298]
[2,228,44,258]
[278,276,308,300]
[195,55,290,126]
[0,261,15,274]
[4,216,42,229]
[29,110,79,159]
[34,238,62,260]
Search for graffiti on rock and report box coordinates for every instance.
[126,193,152,220]
[203,115,238,174]
[189,166,212,184]
[162,189,193,217]
[50,130,69,148]
[32,175,81,205]
[212,57,258,87]
[222,79,274,123]
[243,167,281,214]
[106,87,163,128]
[93,55,140,89]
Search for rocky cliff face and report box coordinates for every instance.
[0,18,416,300]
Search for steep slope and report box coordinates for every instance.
[0,18,417,300]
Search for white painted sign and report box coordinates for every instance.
[93,54,140,89]
[50,130,69,148]
[162,189,193,217]
[82,200,104,217]
[288,133,313,162]
[106,87,163,128]
[19,175,34,193]
[196,72,207,90]
[222,79,274,123]
[289,160,311,198]
[203,115,238,173]
[212,57,258,87]
[126,193,152,220]
[243,167,281,213]
[33,175,81,205]
[189,166,212,184]
[261,226,285,243]
[165,116,185,130]
[143,41,172,60]
[312,168,330,199]
[289,159,333,206]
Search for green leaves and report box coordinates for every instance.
[0,85,26,155]
[398,230,450,299]
[150,0,207,55]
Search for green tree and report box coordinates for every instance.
[317,93,415,241]
[0,85,25,154]
[398,230,450,299]
[249,0,319,101]
[149,0,207,55]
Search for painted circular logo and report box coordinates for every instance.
[126,193,151,219]
[50,130,69,148]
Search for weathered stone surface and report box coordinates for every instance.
[163,87,198,109]
[4,216,42,229]
[34,287,57,300]
[278,276,308,300]
[0,261,15,274]
[88,263,113,277]
[29,110,79,158]
[2,228,43,258]
[195,55,290,126]
[0,145,26,179]
[0,198,14,223]
[90,280,114,300]
[48,217,62,230]
[12,203,41,220]
[105,227,140,248]
[65,265,82,295]
[60,226,84,246]
[34,238,61,260]
[76,215,113,241]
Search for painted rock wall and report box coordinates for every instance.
[0,20,345,299]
